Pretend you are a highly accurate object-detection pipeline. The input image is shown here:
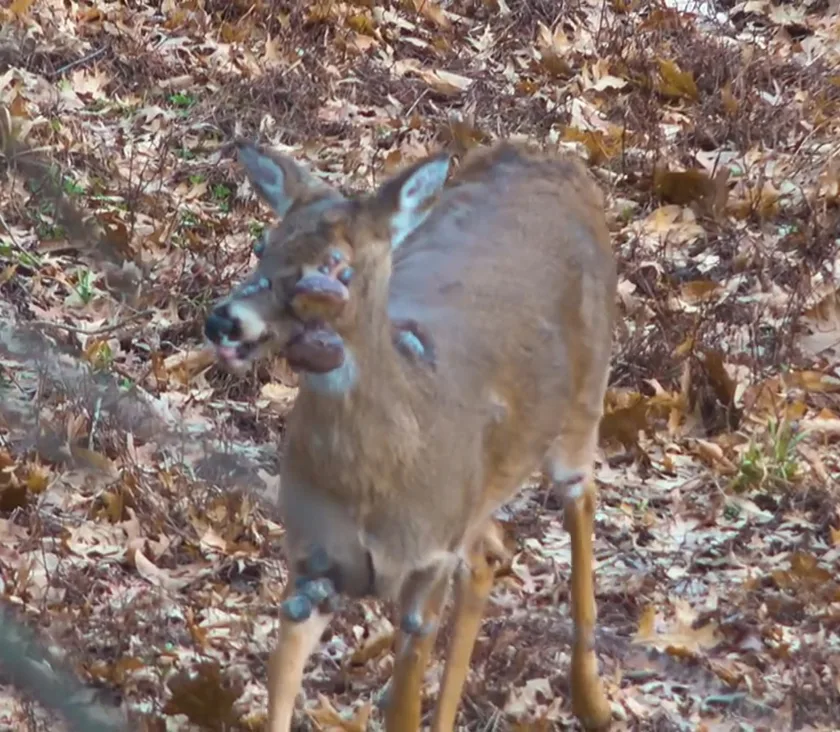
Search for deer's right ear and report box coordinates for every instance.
[237,142,325,218]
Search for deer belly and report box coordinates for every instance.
[280,485,375,598]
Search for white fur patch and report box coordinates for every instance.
[303,349,359,395]
[548,464,586,501]
[391,207,432,250]
[226,300,268,344]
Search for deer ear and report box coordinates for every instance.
[381,154,451,250]
[237,141,330,217]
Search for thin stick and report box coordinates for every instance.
[29,309,153,336]
[0,210,27,253]
[51,47,108,78]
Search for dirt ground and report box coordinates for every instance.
[1,1,839,730]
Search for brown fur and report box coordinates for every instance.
[207,141,617,730]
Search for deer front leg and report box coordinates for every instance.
[267,590,332,731]
[268,550,341,732]
[431,523,506,732]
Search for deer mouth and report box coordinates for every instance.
[210,319,346,376]
[213,334,272,373]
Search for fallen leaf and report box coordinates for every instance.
[414,68,473,96]
[656,59,698,101]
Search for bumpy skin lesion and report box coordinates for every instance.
[391,318,437,369]
[280,547,348,622]
[285,247,436,374]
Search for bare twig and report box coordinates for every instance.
[28,309,153,336]
[51,47,108,78]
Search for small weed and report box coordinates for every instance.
[87,98,111,113]
[248,221,265,239]
[62,177,86,196]
[176,148,196,160]
[168,92,197,118]
[72,269,97,305]
[723,502,741,521]
[212,184,232,212]
[188,173,206,186]
[36,219,66,240]
[179,210,200,229]
[731,418,806,493]
[0,241,42,270]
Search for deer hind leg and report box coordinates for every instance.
[383,563,451,732]
[430,521,506,732]
[544,432,612,731]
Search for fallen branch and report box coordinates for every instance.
[0,605,127,732]
[28,309,153,337]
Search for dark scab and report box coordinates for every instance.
[281,594,313,622]
[438,280,463,296]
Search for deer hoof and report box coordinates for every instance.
[571,646,612,730]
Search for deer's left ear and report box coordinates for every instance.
[377,154,451,250]
[237,141,334,218]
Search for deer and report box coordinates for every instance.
[204,139,617,731]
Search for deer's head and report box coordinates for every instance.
[204,142,450,374]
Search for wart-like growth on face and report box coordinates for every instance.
[303,348,359,395]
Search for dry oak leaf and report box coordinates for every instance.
[409,0,451,29]
[656,59,698,101]
[164,661,244,729]
[633,602,720,657]
[308,694,371,732]
[414,68,473,96]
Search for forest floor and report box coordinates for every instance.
[1,1,839,730]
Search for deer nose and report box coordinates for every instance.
[205,304,241,343]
